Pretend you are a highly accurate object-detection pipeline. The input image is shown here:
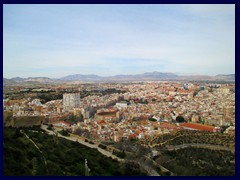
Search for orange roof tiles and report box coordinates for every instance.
[98,120,106,124]
[179,122,215,132]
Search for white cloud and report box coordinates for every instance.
[3,4,235,78]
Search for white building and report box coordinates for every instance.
[115,101,129,108]
[138,132,145,139]
[63,93,80,112]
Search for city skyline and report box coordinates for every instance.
[3,4,235,78]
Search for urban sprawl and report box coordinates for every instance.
[4,81,235,141]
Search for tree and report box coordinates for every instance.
[149,118,157,122]
[176,116,185,123]
[47,124,53,130]
[58,129,70,136]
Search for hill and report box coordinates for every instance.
[3,126,146,176]
[3,78,16,86]
[60,74,102,81]
[215,74,235,81]
[3,72,235,85]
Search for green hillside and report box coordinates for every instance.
[3,126,146,176]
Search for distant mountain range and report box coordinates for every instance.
[3,71,235,85]
[3,77,56,85]
[215,74,235,80]
[59,71,179,81]
[60,74,102,81]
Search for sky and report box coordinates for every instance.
[3,4,235,78]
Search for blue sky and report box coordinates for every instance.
[3,4,235,78]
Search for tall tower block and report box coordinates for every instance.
[63,93,80,112]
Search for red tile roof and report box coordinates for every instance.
[179,122,215,132]
[98,120,106,124]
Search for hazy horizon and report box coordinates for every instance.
[3,70,236,80]
[3,4,235,79]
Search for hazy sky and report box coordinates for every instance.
[3,4,235,78]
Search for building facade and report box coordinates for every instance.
[63,93,80,112]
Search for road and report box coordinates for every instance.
[41,124,160,176]
[139,162,160,176]
[166,143,235,152]
[41,125,124,161]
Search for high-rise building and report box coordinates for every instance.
[63,93,80,112]
[223,105,234,122]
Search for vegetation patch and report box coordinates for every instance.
[4,126,146,176]
[155,147,235,176]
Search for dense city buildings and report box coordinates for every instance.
[3,81,235,176]
[3,81,235,138]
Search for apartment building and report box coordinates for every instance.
[63,93,80,112]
